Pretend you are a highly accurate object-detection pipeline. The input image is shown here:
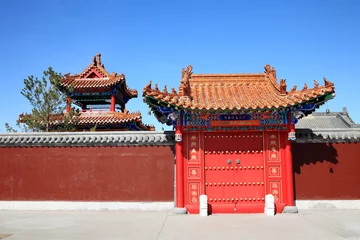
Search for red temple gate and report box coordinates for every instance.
[182,131,287,214]
[143,64,336,214]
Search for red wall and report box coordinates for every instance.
[1,141,359,202]
[0,146,175,201]
[292,142,360,200]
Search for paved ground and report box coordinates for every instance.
[0,210,359,240]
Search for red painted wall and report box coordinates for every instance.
[0,146,175,201]
[1,141,359,202]
[292,142,360,200]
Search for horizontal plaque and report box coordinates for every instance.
[210,120,261,126]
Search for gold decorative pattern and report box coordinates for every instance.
[268,132,280,162]
[269,166,281,177]
[269,181,282,202]
[189,183,200,204]
[188,133,200,162]
[188,167,200,178]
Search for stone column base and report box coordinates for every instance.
[173,207,187,214]
[282,206,299,213]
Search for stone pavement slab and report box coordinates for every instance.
[0,210,359,240]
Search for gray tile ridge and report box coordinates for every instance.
[0,131,172,137]
[336,114,353,128]
[296,128,360,132]
[311,112,340,117]
[0,131,175,147]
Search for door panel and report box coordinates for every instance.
[204,132,265,213]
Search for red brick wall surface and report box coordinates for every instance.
[1,142,358,202]
[0,146,175,201]
[292,142,360,200]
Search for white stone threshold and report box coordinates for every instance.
[296,200,360,210]
[0,201,174,211]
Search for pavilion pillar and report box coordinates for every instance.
[110,95,115,112]
[66,97,71,113]
[175,112,184,208]
[285,112,295,206]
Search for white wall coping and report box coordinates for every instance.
[0,201,174,211]
[296,200,360,210]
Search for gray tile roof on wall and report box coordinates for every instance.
[296,111,359,129]
[296,114,348,129]
[0,131,175,147]
[295,109,360,142]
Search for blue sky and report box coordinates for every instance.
[0,0,359,131]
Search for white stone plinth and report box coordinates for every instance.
[264,194,275,216]
[199,195,208,216]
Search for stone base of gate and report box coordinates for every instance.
[186,203,290,214]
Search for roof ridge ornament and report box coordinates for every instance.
[324,77,334,88]
[279,79,287,95]
[301,83,308,92]
[96,53,101,66]
[290,85,297,93]
[154,83,159,92]
[264,64,277,79]
[143,81,152,93]
[314,80,319,89]
[264,64,280,91]
[179,65,192,96]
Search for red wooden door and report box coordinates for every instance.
[204,132,265,213]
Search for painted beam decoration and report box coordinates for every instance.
[154,102,320,132]
[184,111,287,127]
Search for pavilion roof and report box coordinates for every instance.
[143,64,335,111]
[74,111,142,125]
[60,54,137,98]
[48,111,155,131]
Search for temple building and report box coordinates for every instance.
[143,64,335,214]
[58,54,154,131]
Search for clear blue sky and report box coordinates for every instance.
[0,0,359,131]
